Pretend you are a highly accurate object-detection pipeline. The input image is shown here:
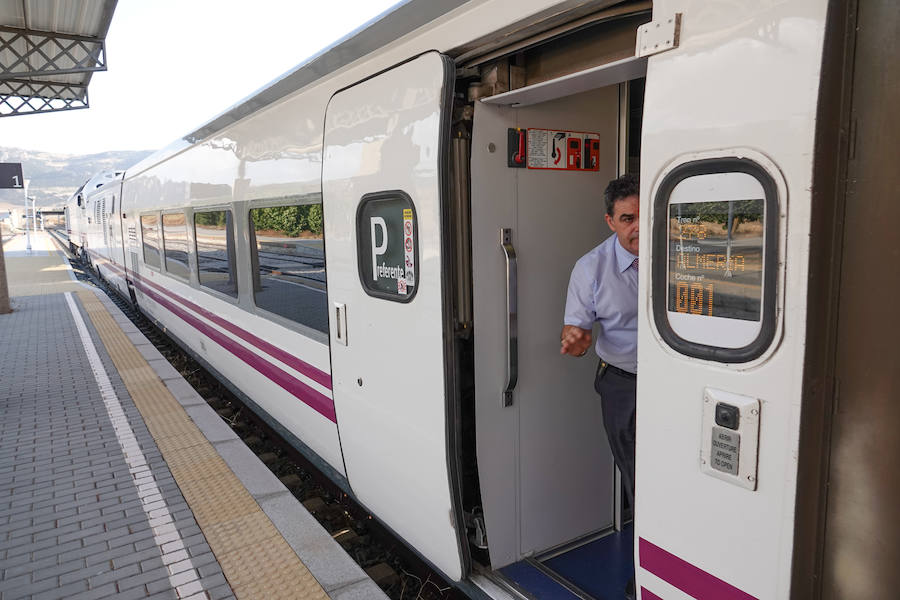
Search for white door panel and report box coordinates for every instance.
[322,52,462,581]
[472,88,619,567]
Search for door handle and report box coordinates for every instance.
[501,228,517,407]
[334,302,348,346]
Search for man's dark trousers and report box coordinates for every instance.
[595,362,637,508]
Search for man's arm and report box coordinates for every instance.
[562,255,596,357]
[560,324,592,356]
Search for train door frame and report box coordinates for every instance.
[795,0,900,595]
[468,67,647,584]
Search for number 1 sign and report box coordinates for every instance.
[0,163,24,189]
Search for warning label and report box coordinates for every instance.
[402,208,415,289]
[526,128,601,171]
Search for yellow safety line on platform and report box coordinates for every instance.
[76,291,329,600]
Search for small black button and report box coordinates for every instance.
[715,403,740,430]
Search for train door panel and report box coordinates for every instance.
[471,86,620,567]
[321,52,463,581]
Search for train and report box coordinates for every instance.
[65,1,898,598]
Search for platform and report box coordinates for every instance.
[1,231,387,600]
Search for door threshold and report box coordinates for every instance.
[538,522,635,600]
[524,558,598,600]
[534,526,618,562]
[477,566,540,600]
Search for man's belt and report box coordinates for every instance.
[599,359,636,379]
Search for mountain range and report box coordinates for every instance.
[0,146,153,210]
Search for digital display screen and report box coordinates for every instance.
[667,199,764,321]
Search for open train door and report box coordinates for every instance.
[321,52,464,581]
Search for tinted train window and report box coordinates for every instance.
[194,210,238,298]
[249,202,327,333]
[140,214,161,269]
[162,212,190,280]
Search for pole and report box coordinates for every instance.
[724,200,734,278]
[0,221,11,314]
[24,180,31,254]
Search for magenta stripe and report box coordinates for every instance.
[640,588,663,600]
[639,538,757,600]
[133,278,336,423]
[86,250,331,390]
[94,252,336,421]
[133,272,332,389]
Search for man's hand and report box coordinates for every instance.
[560,325,592,357]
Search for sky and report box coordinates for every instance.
[0,0,400,156]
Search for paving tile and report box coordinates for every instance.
[1,291,376,600]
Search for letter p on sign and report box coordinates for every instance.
[371,216,387,281]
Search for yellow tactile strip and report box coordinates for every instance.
[77,291,329,600]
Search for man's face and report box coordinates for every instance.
[605,194,640,256]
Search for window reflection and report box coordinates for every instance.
[140,214,161,269]
[162,212,190,279]
[194,210,238,298]
[249,202,326,333]
[667,199,764,321]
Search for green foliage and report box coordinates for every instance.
[194,210,228,227]
[252,203,323,237]
[306,204,323,235]
[689,199,763,232]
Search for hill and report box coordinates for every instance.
[0,146,153,210]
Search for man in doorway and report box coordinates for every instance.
[560,173,639,599]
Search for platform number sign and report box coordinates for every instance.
[0,163,24,189]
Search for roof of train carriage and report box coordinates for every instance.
[125,0,629,176]
[0,0,118,117]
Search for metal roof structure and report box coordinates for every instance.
[0,0,117,117]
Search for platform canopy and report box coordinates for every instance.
[0,0,117,117]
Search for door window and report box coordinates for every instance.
[355,191,418,302]
[652,158,778,361]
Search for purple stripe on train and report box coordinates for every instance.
[132,271,332,389]
[89,250,332,391]
[131,277,337,423]
[639,538,758,600]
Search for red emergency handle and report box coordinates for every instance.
[514,129,526,164]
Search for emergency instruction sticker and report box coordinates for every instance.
[403,208,415,289]
[526,128,601,171]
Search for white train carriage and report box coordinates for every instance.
[65,171,125,272]
[64,184,85,255]
[88,0,898,598]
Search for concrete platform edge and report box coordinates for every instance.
[88,288,387,599]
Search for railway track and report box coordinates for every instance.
[49,231,466,600]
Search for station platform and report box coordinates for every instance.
[1,231,387,600]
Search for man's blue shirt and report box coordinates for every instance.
[564,234,638,373]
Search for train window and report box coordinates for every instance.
[162,212,190,280]
[249,200,327,333]
[652,158,778,362]
[355,191,418,303]
[194,209,238,298]
[140,214,161,269]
